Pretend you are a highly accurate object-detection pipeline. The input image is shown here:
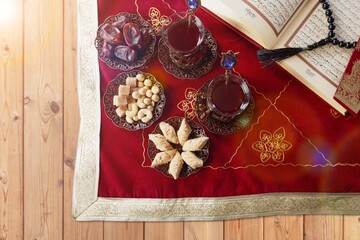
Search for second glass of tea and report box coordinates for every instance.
[161,11,206,70]
[206,51,251,122]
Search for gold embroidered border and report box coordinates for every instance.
[76,193,360,221]
[73,0,360,221]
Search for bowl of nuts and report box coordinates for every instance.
[95,12,156,71]
[103,71,166,130]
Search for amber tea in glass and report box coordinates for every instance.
[162,12,206,69]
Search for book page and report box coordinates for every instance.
[276,0,360,86]
[273,0,360,114]
[202,0,306,48]
[242,0,305,37]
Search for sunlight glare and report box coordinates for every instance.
[0,1,15,21]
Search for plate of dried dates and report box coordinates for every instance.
[95,12,156,71]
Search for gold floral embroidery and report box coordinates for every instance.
[177,88,198,119]
[148,7,172,35]
[252,127,292,163]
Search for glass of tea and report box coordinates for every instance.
[205,51,250,122]
[206,74,250,122]
[161,11,206,69]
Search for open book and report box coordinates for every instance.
[202,0,360,115]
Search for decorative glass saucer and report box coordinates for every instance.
[103,70,166,131]
[95,12,156,71]
[195,80,255,135]
[148,116,209,178]
[158,29,217,79]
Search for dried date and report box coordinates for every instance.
[123,22,143,47]
[101,42,115,58]
[112,15,129,30]
[100,23,125,45]
[114,45,138,63]
[136,28,151,51]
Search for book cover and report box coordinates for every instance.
[334,38,360,117]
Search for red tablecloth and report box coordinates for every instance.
[98,0,360,199]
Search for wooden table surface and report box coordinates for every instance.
[1,0,360,239]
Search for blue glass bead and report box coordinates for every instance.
[187,0,199,9]
[223,56,236,70]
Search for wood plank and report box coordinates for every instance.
[344,216,360,240]
[62,0,104,238]
[0,1,24,239]
[144,222,183,240]
[184,221,223,240]
[264,216,303,240]
[304,215,343,240]
[104,222,144,240]
[224,219,263,240]
[65,222,105,240]
[23,0,64,239]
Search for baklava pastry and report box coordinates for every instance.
[168,151,184,180]
[151,149,177,167]
[181,151,203,169]
[149,134,173,151]
[182,136,209,151]
[177,118,192,146]
[159,121,179,144]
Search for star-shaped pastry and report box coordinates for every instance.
[149,118,209,179]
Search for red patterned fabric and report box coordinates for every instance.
[98,0,360,198]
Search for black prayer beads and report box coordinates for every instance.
[307,0,356,51]
[257,0,357,66]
